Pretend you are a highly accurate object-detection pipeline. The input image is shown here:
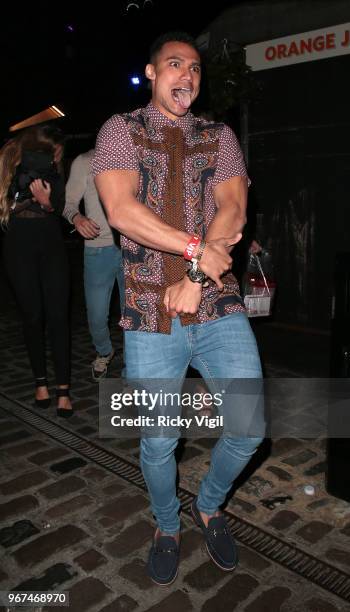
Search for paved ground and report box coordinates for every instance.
[0,241,350,612]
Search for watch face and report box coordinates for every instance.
[188,268,206,283]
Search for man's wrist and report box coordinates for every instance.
[184,274,202,290]
[183,235,207,264]
[183,235,200,260]
[186,260,207,285]
[72,212,81,225]
[193,238,206,262]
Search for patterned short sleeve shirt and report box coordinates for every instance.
[92,102,247,334]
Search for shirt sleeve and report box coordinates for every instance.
[92,114,139,176]
[63,154,88,223]
[212,124,250,186]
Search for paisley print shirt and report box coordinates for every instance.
[92,102,247,333]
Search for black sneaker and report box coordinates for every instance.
[147,532,180,586]
[191,497,238,571]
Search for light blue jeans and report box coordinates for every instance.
[125,313,264,534]
[84,245,124,356]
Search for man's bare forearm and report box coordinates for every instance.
[106,194,191,254]
[206,175,248,248]
[95,171,237,288]
[205,206,246,246]
[95,171,190,254]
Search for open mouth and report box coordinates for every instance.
[171,88,192,109]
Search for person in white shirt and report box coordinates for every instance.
[64,149,124,380]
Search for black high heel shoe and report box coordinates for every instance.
[56,388,73,418]
[34,378,51,409]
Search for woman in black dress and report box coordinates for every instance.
[0,124,72,417]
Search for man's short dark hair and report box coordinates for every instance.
[149,31,200,63]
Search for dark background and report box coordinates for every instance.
[1,0,236,137]
[248,53,350,329]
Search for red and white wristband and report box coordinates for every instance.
[183,235,206,262]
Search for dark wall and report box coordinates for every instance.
[248,54,350,329]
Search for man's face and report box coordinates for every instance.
[145,41,201,121]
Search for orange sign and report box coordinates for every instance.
[246,23,350,71]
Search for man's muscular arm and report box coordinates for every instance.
[95,169,189,253]
[95,169,234,287]
[207,174,248,246]
[164,174,248,316]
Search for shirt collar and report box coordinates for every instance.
[142,101,195,135]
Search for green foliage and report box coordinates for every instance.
[206,41,258,119]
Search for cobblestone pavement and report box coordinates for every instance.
[0,242,350,612]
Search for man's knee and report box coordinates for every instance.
[87,312,109,330]
[141,436,179,465]
[222,435,264,459]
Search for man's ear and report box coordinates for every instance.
[145,63,155,81]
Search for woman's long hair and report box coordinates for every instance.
[0,138,21,225]
[0,123,64,225]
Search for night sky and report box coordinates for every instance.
[2,0,237,137]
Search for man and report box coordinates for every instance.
[64,150,124,380]
[93,31,264,585]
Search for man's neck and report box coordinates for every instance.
[150,100,190,122]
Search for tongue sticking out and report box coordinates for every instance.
[176,89,191,109]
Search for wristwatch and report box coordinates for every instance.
[187,259,207,283]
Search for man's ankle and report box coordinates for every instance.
[156,528,180,544]
[199,510,220,528]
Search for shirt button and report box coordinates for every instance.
[172,170,176,176]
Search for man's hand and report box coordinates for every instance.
[164,276,202,319]
[200,234,242,290]
[30,179,52,209]
[249,239,262,255]
[73,213,100,239]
